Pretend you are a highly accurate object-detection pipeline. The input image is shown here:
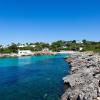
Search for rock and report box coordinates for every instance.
[61,52,100,100]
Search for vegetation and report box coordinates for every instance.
[0,40,100,53]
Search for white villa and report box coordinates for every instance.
[17,44,36,48]
[18,50,33,56]
[30,45,36,48]
[76,40,83,44]
[79,47,83,51]
[42,48,49,52]
[42,48,52,54]
[1,45,9,48]
[17,45,26,48]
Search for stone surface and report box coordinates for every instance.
[61,52,100,100]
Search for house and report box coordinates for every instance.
[76,40,83,44]
[42,48,52,54]
[2,45,9,48]
[79,47,83,51]
[18,50,33,56]
[30,45,36,48]
[42,48,49,52]
[62,46,67,49]
[17,45,26,48]
[18,44,36,48]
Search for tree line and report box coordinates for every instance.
[0,40,100,53]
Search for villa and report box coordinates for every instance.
[79,47,83,51]
[76,40,83,44]
[17,44,26,48]
[17,44,36,48]
[30,45,36,48]
[18,50,33,56]
[42,48,52,54]
[58,51,76,54]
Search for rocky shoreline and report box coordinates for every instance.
[61,52,100,100]
[0,52,56,58]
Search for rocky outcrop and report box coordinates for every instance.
[61,52,100,100]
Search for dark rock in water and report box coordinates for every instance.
[64,82,71,91]
[83,96,87,100]
[77,95,81,100]
[99,80,100,87]
[67,95,70,100]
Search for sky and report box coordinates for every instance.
[0,0,100,44]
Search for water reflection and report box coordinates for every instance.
[18,56,32,66]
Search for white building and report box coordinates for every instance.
[18,44,36,48]
[17,45,26,48]
[62,46,67,49]
[79,47,83,51]
[30,45,36,48]
[18,50,33,56]
[76,40,83,44]
[42,48,52,54]
[1,45,9,48]
[42,48,49,52]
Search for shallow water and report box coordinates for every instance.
[0,54,70,100]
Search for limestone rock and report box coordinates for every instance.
[61,52,100,100]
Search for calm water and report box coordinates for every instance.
[0,54,70,100]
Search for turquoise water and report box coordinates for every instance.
[0,54,70,100]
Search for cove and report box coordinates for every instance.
[0,54,70,100]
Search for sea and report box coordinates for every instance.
[0,54,70,100]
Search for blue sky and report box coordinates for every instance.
[0,0,100,44]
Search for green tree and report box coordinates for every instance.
[50,40,66,51]
[72,40,76,44]
[0,45,3,48]
[34,42,50,51]
[82,39,87,44]
[8,43,18,53]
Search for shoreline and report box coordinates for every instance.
[0,52,56,58]
[0,51,76,58]
[61,52,100,100]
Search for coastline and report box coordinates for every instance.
[0,52,56,58]
[61,52,100,100]
[0,51,76,58]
